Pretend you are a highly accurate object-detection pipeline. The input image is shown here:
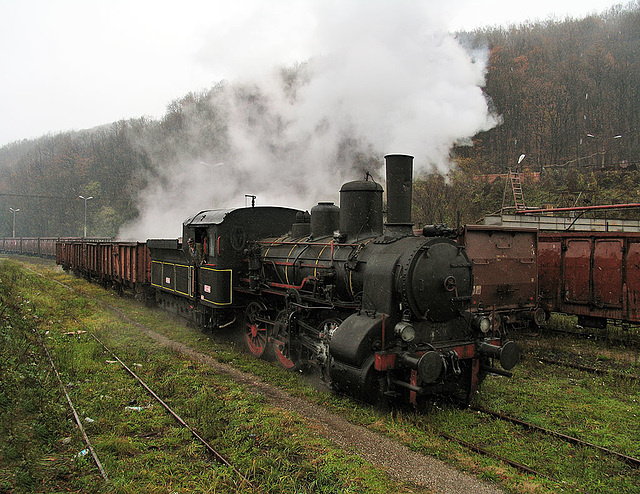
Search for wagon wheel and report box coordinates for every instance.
[244,301,270,357]
[272,310,299,370]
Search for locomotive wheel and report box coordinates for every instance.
[272,310,299,370]
[244,302,270,357]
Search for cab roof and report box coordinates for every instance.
[183,206,302,227]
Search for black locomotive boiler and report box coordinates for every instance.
[148,154,518,405]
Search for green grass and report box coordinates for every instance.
[0,259,427,494]
[5,256,640,494]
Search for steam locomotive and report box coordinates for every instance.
[148,154,519,405]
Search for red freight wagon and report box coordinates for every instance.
[459,225,545,330]
[538,231,640,328]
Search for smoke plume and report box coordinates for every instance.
[118,1,499,240]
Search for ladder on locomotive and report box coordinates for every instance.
[501,169,527,213]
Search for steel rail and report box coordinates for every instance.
[541,325,640,348]
[437,431,593,494]
[35,329,109,482]
[25,267,259,491]
[471,405,640,468]
[437,431,544,477]
[89,333,258,491]
[537,356,640,381]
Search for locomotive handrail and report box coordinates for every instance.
[257,240,363,247]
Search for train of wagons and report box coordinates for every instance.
[2,154,522,407]
[8,214,637,335]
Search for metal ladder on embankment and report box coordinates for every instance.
[501,169,527,213]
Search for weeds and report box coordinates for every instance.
[0,259,421,494]
[7,256,640,494]
[0,261,83,493]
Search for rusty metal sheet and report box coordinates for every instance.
[593,239,623,308]
[463,226,538,311]
[625,241,640,321]
[105,243,114,281]
[538,238,562,310]
[563,239,591,304]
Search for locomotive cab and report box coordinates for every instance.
[149,206,301,329]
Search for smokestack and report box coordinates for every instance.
[385,154,414,235]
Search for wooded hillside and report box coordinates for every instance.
[1,4,639,237]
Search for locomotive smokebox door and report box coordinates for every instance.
[402,238,473,322]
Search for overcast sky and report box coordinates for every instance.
[0,0,629,148]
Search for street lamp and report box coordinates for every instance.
[79,195,94,237]
[586,134,622,139]
[9,207,20,238]
[586,133,622,167]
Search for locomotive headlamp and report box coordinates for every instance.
[477,316,491,333]
[462,310,492,333]
[394,321,416,342]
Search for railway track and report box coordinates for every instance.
[87,332,260,491]
[516,328,640,381]
[535,355,640,381]
[470,405,640,468]
[436,431,544,477]
[17,264,259,490]
[36,301,259,490]
[431,403,640,493]
[540,323,640,348]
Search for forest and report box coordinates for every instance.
[1,3,639,238]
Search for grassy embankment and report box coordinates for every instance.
[1,257,640,493]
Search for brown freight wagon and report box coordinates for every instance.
[0,237,59,257]
[538,231,640,328]
[459,225,545,330]
[56,239,151,298]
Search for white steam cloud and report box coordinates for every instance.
[118,1,499,240]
